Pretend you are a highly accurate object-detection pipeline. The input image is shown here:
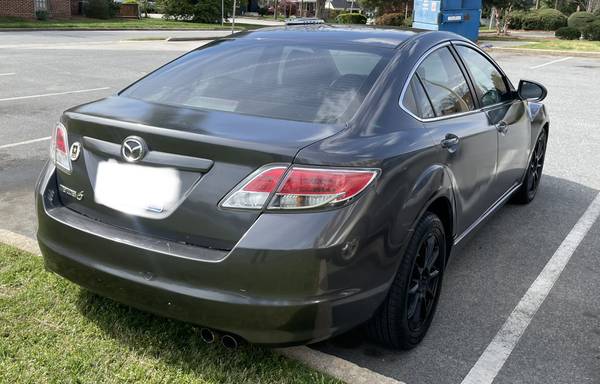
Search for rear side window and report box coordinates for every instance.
[455,45,511,107]
[121,39,390,124]
[416,47,475,117]
[402,76,435,119]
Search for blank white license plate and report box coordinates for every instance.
[94,160,181,218]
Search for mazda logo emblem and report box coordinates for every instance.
[121,136,146,162]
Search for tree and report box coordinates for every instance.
[483,0,528,35]
[360,0,406,14]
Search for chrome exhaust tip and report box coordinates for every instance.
[221,334,239,349]
[200,328,217,344]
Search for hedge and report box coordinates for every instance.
[83,0,119,19]
[582,21,600,40]
[521,8,567,31]
[375,12,408,26]
[567,11,596,30]
[159,0,232,23]
[594,8,600,17]
[555,26,581,39]
[336,13,367,24]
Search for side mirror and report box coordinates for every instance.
[518,80,547,102]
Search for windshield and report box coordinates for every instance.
[120,39,391,124]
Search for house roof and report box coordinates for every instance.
[328,0,356,9]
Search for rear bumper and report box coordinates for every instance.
[36,163,394,346]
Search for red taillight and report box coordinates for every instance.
[51,123,72,173]
[55,125,67,154]
[221,167,287,209]
[270,167,378,209]
[221,165,378,210]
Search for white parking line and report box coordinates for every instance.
[0,136,51,150]
[0,73,16,76]
[461,192,600,384]
[530,56,572,69]
[0,87,110,102]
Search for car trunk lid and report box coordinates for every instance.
[55,96,344,250]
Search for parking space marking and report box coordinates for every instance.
[0,73,16,76]
[530,57,572,69]
[0,87,110,102]
[0,136,51,150]
[461,192,600,384]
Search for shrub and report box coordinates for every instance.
[582,21,600,40]
[83,0,119,19]
[567,11,596,30]
[594,8,600,17]
[35,10,48,20]
[508,10,527,29]
[375,12,405,26]
[336,13,367,24]
[521,9,567,31]
[257,6,268,16]
[555,26,581,39]
[160,0,231,23]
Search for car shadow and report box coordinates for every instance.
[73,174,597,384]
[311,174,599,383]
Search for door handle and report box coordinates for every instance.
[496,121,509,134]
[441,134,460,152]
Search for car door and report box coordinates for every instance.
[453,43,530,200]
[401,45,498,235]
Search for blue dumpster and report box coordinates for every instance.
[412,0,482,41]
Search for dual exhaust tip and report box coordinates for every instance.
[200,327,241,349]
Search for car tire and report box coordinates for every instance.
[512,129,547,205]
[367,212,446,350]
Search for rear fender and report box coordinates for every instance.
[390,164,456,262]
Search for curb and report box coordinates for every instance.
[485,46,600,58]
[0,229,404,384]
[277,346,405,384]
[166,35,237,42]
[0,229,40,255]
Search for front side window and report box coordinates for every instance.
[416,47,475,117]
[456,45,511,107]
[120,39,390,124]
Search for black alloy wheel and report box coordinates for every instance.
[367,212,446,349]
[513,129,547,204]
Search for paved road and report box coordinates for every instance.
[1,32,598,384]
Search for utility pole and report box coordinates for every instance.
[232,0,236,34]
[222,0,224,26]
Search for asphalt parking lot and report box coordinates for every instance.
[1,31,599,384]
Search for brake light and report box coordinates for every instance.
[51,122,71,173]
[221,167,287,209]
[269,167,378,209]
[221,166,378,210]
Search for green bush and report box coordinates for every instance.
[335,13,367,24]
[582,21,600,40]
[83,0,119,19]
[159,0,232,23]
[555,26,581,39]
[593,8,600,17]
[508,10,527,29]
[375,12,405,26]
[35,10,48,20]
[567,11,596,30]
[521,8,567,31]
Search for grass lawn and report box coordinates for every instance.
[0,244,339,384]
[0,17,247,30]
[517,39,600,52]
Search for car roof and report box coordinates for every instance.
[234,24,425,49]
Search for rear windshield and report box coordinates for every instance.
[120,39,391,124]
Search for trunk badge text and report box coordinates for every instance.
[59,184,84,201]
[70,142,81,161]
[121,136,147,163]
